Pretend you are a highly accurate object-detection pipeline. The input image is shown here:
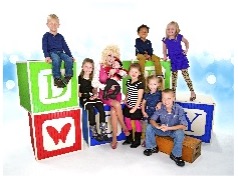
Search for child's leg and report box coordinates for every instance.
[130,120,142,148]
[50,52,62,79]
[85,103,96,126]
[181,69,196,100]
[60,53,73,78]
[172,71,178,95]
[94,102,106,124]
[137,54,146,74]
[151,54,162,76]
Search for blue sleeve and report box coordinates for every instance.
[42,33,49,58]
[147,40,153,55]
[62,35,73,57]
[157,91,162,102]
[177,105,188,126]
[177,34,183,41]
[143,92,148,100]
[150,110,161,122]
[135,38,145,54]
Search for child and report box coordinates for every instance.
[143,88,188,167]
[135,24,163,77]
[42,14,74,88]
[103,58,127,100]
[123,63,145,148]
[162,21,196,101]
[78,58,109,142]
[141,75,163,146]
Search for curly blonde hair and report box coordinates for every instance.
[101,44,120,64]
[166,21,180,38]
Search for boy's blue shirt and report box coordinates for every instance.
[135,38,153,56]
[42,32,72,58]
[150,103,188,127]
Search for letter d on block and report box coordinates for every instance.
[38,70,71,104]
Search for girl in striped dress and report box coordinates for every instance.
[123,63,145,148]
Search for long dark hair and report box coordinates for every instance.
[79,58,94,81]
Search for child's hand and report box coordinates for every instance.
[109,69,117,76]
[45,57,52,63]
[156,102,162,110]
[183,50,188,55]
[129,108,136,114]
[163,56,167,61]
[142,112,148,118]
[72,57,76,61]
[78,92,82,97]
[160,124,169,132]
[145,54,151,60]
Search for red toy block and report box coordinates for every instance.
[28,108,82,160]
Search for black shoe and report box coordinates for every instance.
[63,76,72,85]
[54,78,66,88]
[170,153,185,167]
[130,141,140,148]
[94,134,103,142]
[122,139,132,145]
[143,146,158,156]
[122,130,133,145]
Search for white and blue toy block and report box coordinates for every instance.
[82,104,126,146]
[176,94,215,143]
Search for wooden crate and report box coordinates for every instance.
[156,135,201,163]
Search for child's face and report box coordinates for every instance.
[47,18,59,33]
[129,67,140,80]
[162,92,175,109]
[148,79,160,92]
[82,62,93,75]
[138,27,148,39]
[106,53,117,66]
[112,61,121,69]
[166,24,176,37]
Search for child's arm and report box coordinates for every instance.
[182,37,189,54]
[149,111,161,129]
[129,89,144,113]
[135,38,145,54]
[156,102,162,110]
[62,36,73,58]
[162,42,168,60]
[141,99,148,118]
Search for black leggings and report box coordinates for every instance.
[85,102,105,126]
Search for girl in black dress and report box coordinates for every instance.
[78,58,108,141]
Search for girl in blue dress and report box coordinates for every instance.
[162,21,196,101]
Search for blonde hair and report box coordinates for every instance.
[101,45,120,64]
[47,14,59,23]
[166,21,180,38]
[79,58,94,81]
[145,75,164,92]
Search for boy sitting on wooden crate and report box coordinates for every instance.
[143,88,188,167]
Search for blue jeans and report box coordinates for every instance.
[145,124,185,157]
[50,51,73,79]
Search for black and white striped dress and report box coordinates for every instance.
[123,79,144,120]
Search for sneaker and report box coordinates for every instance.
[170,153,185,167]
[54,78,66,88]
[63,76,72,85]
[143,146,158,156]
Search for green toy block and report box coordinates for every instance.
[16,60,78,113]
[122,60,171,95]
